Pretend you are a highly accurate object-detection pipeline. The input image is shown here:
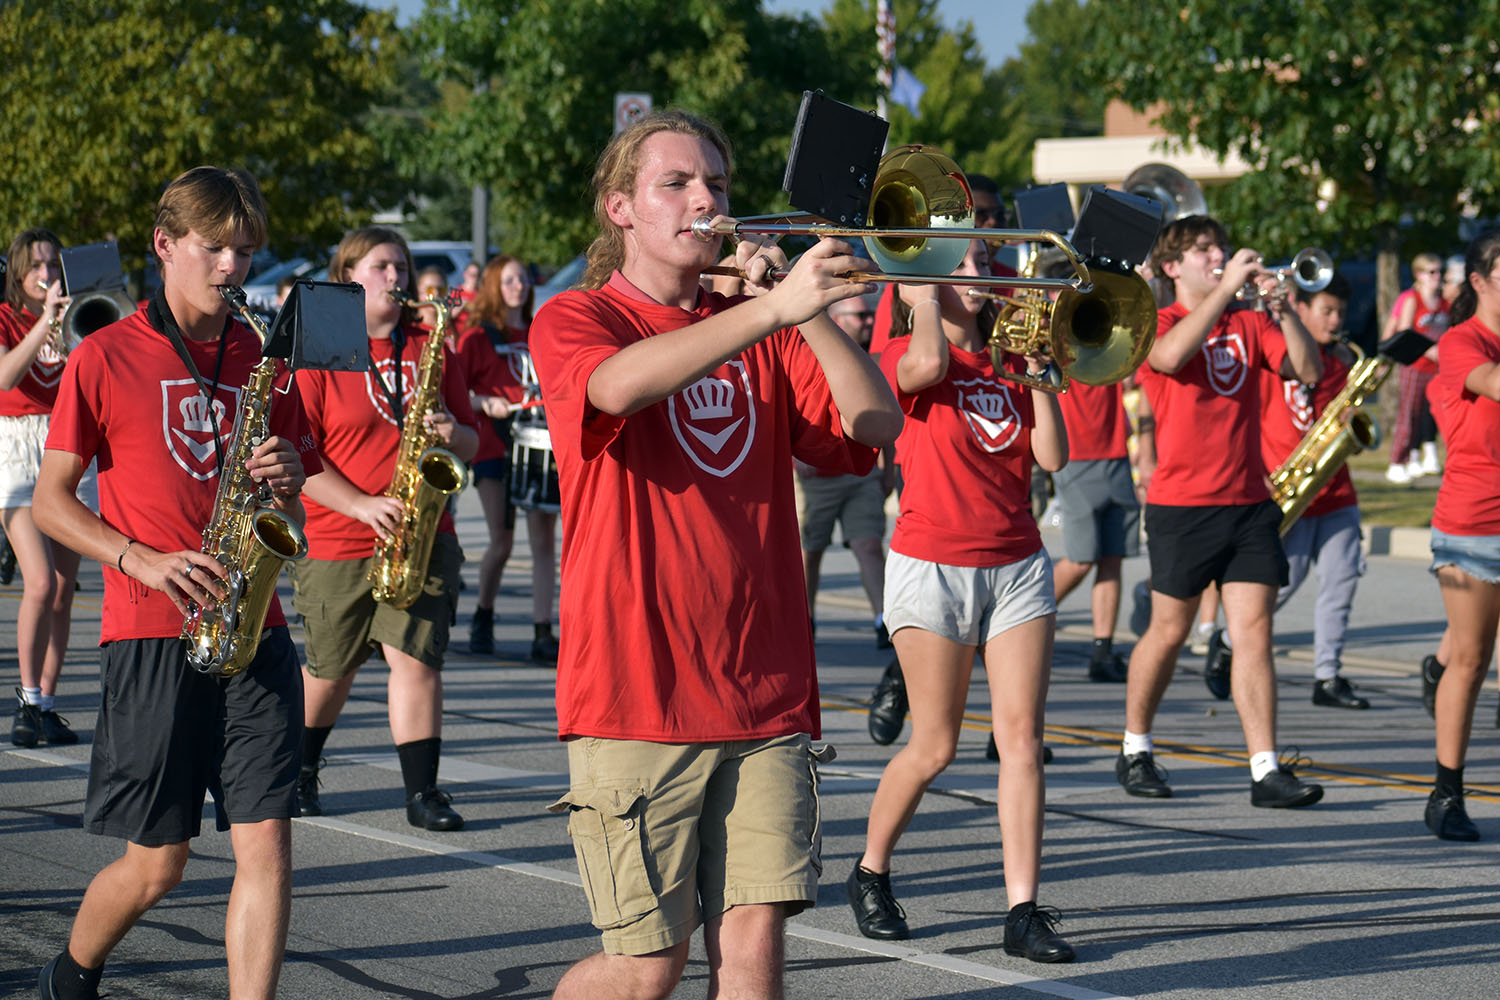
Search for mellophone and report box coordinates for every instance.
[495,345,561,514]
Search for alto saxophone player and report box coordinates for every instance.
[290,227,477,832]
[32,167,319,1000]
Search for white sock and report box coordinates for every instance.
[37,693,55,712]
[1250,751,1279,782]
[20,686,42,706]
[1122,730,1154,757]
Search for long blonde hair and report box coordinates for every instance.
[579,110,732,291]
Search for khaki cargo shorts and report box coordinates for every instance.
[549,733,833,955]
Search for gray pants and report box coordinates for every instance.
[1274,505,1365,679]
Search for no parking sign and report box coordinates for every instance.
[614,92,652,133]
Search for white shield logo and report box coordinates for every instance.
[955,377,1021,453]
[364,358,421,427]
[1204,332,1248,397]
[1284,381,1315,431]
[161,379,237,481]
[668,361,756,478]
[29,346,66,388]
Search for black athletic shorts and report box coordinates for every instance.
[1144,500,1288,599]
[83,626,303,846]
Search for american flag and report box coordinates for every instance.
[877,0,894,92]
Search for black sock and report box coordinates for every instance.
[396,738,441,799]
[533,622,553,640]
[1091,637,1113,659]
[1436,762,1464,799]
[302,725,333,770]
[52,948,103,1000]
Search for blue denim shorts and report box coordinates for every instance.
[1430,528,1500,584]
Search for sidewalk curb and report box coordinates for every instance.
[1363,524,1430,560]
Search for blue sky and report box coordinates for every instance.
[389,1,1032,68]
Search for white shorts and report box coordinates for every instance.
[0,413,98,511]
[884,548,1056,646]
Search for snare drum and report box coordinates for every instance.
[509,422,560,512]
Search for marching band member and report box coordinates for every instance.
[531,109,900,1000]
[847,238,1074,962]
[32,166,316,1000]
[2,228,82,747]
[1116,215,1325,808]
[1423,229,1500,842]
[290,226,478,831]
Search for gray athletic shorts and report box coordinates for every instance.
[884,548,1056,646]
[1052,457,1141,563]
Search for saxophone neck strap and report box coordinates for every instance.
[378,326,408,435]
[147,288,231,475]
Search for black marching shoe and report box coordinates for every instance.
[1203,628,1232,700]
[468,607,495,656]
[1312,676,1369,710]
[38,709,78,745]
[1088,651,1128,683]
[1116,751,1172,798]
[868,658,908,745]
[1003,901,1075,963]
[1425,789,1480,842]
[1251,764,1323,808]
[11,692,40,748]
[297,760,324,817]
[407,787,464,831]
[530,631,559,665]
[1421,654,1444,718]
[846,864,909,940]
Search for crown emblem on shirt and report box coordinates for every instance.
[966,390,1011,423]
[178,393,222,434]
[684,376,735,420]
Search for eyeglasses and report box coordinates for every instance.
[973,208,1004,224]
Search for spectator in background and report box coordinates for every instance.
[1384,252,1449,483]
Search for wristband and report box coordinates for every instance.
[913,299,942,314]
[117,539,135,575]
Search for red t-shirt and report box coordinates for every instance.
[1391,288,1450,374]
[1430,318,1500,535]
[1056,381,1128,462]
[45,310,321,643]
[298,326,477,559]
[881,338,1041,567]
[457,323,530,464]
[530,274,876,743]
[0,303,67,415]
[1139,302,1289,506]
[1258,343,1358,518]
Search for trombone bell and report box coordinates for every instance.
[866,145,973,276]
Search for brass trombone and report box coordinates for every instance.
[695,145,1093,294]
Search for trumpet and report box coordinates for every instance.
[1215,247,1333,304]
[695,145,1093,294]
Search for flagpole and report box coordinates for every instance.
[876,0,892,138]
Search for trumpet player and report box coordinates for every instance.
[1,228,83,748]
[32,167,317,1000]
[290,227,478,832]
[1116,215,1326,809]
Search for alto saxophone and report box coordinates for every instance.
[182,286,310,676]
[1269,340,1391,535]
[368,291,468,609]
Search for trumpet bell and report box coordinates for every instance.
[866,145,974,277]
[1051,265,1157,386]
[1291,247,1334,294]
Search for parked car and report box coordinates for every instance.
[240,256,322,312]
[534,254,588,312]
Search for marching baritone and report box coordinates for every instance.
[31,166,317,1000]
[290,226,478,832]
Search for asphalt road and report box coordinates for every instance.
[3,491,1496,999]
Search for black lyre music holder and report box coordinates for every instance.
[1070,186,1165,271]
[1377,328,1438,367]
[60,241,129,296]
[265,279,369,372]
[1013,183,1076,236]
[783,90,889,226]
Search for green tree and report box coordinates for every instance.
[0,0,409,272]
[419,0,844,266]
[1078,2,1500,315]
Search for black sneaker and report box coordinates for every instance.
[867,658,907,746]
[1204,628,1232,700]
[298,760,324,817]
[468,607,495,656]
[530,632,559,665]
[1425,788,1480,841]
[1421,655,1444,718]
[1088,651,1128,683]
[846,864,909,940]
[1116,751,1172,798]
[38,710,78,745]
[407,787,463,831]
[1251,764,1324,808]
[1003,901,1075,963]
[1312,676,1369,710]
[875,622,892,649]
[11,691,39,748]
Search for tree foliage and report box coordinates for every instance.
[1077,2,1500,311]
[0,0,409,270]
